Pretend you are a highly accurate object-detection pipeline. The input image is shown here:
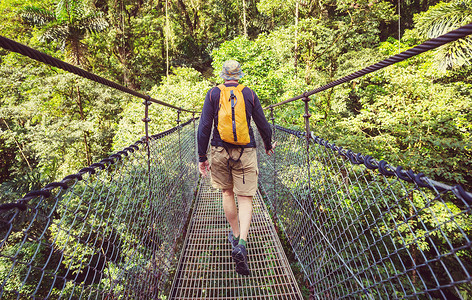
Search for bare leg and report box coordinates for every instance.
[223,189,240,237]
[236,195,253,242]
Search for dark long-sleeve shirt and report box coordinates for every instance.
[197,83,272,162]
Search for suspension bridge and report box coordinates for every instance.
[1,24,472,299]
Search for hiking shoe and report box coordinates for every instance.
[232,244,250,276]
[228,231,239,249]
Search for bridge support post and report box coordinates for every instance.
[269,106,278,227]
[143,96,152,207]
[177,110,182,168]
[177,109,182,172]
[177,109,184,208]
[302,93,312,202]
[143,96,152,142]
[192,112,197,178]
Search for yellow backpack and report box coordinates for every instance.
[217,84,250,145]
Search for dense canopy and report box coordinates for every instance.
[1,1,472,298]
[0,0,471,204]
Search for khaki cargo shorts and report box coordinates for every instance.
[210,146,258,197]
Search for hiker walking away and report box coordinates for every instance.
[197,60,275,276]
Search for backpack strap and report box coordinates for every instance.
[236,84,245,92]
[208,87,216,102]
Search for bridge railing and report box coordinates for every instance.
[257,124,472,299]
[0,118,198,299]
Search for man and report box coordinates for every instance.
[197,60,275,276]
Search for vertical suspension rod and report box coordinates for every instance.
[177,109,183,206]
[143,96,151,139]
[192,113,198,172]
[192,112,198,182]
[143,96,152,206]
[270,107,278,224]
[177,109,182,172]
[303,93,312,201]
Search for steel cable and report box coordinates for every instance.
[266,22,472,109]
[257,124,472,299]
[0,35,197,113]
[0,120,198,299]
[1,17,471,300]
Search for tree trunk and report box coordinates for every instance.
[112,0,139,90]
[166,0,170,76]
[242,0,247,37]
[115,38,139,90]
[176,0,194,37]
[294,0,299,73]
[2,119,32,172]
[75,86,92,166]
[123,64,139,90]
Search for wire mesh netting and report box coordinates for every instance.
[257,124,472,299]
[0,119,198,299]
[170,177,303,299]
[3,115,471,300]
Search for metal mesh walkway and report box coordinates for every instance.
[170,177,303,299]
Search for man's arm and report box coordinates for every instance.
[251,92,273,151]
[197,88,215,163]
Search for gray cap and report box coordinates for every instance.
[219,60,245,80]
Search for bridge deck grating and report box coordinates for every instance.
[169,178,303,299]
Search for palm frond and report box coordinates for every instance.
[436,37,472,70]
[40,25,70,48]
[56,0,87,24]
[1,171,44,197]
[21,0,107,67]
[415,0,472,70]
[21,6,56,26]
[79,12,109,33]
[416,1,472,38]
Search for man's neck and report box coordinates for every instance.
[225,80,239,84]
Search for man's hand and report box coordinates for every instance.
[266,142,277,156]
[199,160,210,177]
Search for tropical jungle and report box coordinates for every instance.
[0,0,471,299]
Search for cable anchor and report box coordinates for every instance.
[302,92,311,140]
[177,109,181,126]
[142,95,152,141]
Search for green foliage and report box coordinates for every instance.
[20,0,108,66]
[113,67,211,150]
[211,34,311,108]
[414,0,472,70]
[323,37,472,189]
[0,55,126,200]
[0,0,53,43]
[415,1,472,38]
[0,240,47,297]
[256,0,297,27]
[1,0,472,298]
